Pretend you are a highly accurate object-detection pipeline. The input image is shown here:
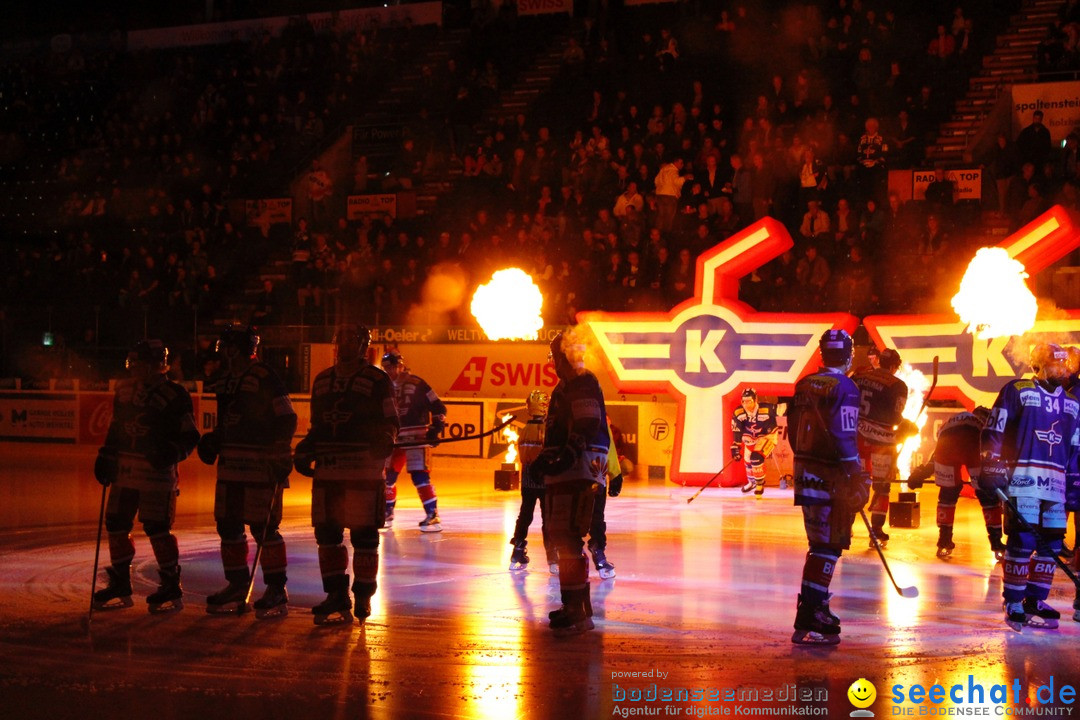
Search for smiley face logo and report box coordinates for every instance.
[848,678,877,709]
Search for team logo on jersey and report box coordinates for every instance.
[1035,421,1063,450]
[322,399,354,435]
[582,218,857,484]
[865,206,1080,410]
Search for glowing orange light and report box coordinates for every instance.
[470,268,544,341]
[951,247,1037,338]
[501,413,519,466]
[895,363,930,478]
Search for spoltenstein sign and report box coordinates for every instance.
[582,208,1080,487]
[581,218,858,486]
[865,205,1080,411]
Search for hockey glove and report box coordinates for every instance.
[730,443,742,462]
[268,443,292,485]
[293,436,316,478]
[147,442,183,471]
[372,430,396,461]
[980,456,1010,493]
[197,431,221,465]
[840,471,871,516]
[905,476,923,490]
[756,433,777,457]
[608,474,623,497]
[1067,473,1080,513]
[94,447,118,486]
[425,424,443,447]
[896,419,919,441]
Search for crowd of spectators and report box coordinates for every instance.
[8,0,1080,386]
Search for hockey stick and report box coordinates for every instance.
[859,508,919,598]
[995,488,1080,590]
[83,483,108,633]
[916,356,940,419]
[394,415,514,448]
[686,457,741,504]
[241,483,283,614]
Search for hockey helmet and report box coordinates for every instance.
[879,348,902,372]
[819,329,853,368]
[1030,342,1070,384]
[740,388,758,411]
[381,349,404,369]
[549,329,586,381]
[334,323,370,353]
[972,406,991,427]
[216,325,259,357]
[526,390,550,417]
[866,346,881,359]
[126,339,169,371]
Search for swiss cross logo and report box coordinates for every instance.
[450,357,488,392]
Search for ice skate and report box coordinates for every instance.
[509,540,529,571]
[253,584,288,619]
[791,593,841,646]
[147,567,183,614]
[754,479,765,498]
[548,562,559,575]
[936,542,955,560]
[380,511,394,532]
[93,566,134,610]
[313,589,354,626]
[1004,601,1026,632]
[1022,598,1060,629]
[206,580,249,615]
[588,542,616,580]
[740,480,756,494]
[549,586,594,636]
[868,527,889,550]
[419,512,442,533]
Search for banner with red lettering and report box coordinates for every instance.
[517,0,572,16]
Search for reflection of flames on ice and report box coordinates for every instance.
[470,268,544,341]
[501,414,519,466]
[951,247,1037,339]
[895,364,930,478]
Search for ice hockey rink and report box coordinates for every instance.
[3,443,1080,720]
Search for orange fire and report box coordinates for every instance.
[501,413,519,466]
[895,363,930,478]
[470,268,544,341]
[951,247,1037,338]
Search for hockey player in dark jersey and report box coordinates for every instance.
[983,343,1080,631]
[787,329,869,645]
[851,347,910,548]
[906,407,1005,560]
[730,388,780,497]
[92,340,199,613]
[197,326,297,617]
[1066,346,1080,622]
[509,390,558,572]
[382,350,447,532]
[530,330,610,635]
[295,324,398,625]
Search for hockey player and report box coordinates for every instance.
[787,329,869,645]
[197,326,297,617]
[905,407,1005,560]
[92,340,199,613]
[982,343,1080,631]
[530,330,610,635]
[730,388,780,497]
[587,421,623,580]
[382,350,447,532]
[1066,346,1080,622]
[851,347,909,548]
[294,324,398,625]
[509,390,558,573]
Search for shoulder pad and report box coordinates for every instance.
[733,408,748,420]
[1015,379,1036,389]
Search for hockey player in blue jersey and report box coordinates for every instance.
[730,388,780,497]
[982,343,1080,631]
[787,329,870,646]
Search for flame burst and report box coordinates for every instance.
[501,413,519,466]
[951,247,1038,339]
[470,268,544,341]
[895,363,930,478]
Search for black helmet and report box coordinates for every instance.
[335,324,371,356]
[217,325,259,356]
[819,329,853,367]
[381,349,404,368]
[741,388,757,401]
[127,339,169,369]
